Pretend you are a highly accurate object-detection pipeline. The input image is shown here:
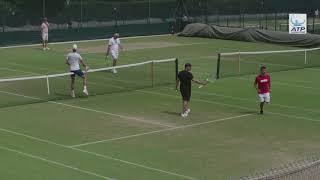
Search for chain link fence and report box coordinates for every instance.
[0,0,177,32]
[0,0,319,45]
[1,0,319,33]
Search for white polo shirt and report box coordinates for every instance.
[108,37,121,54]
[66,52,82,71]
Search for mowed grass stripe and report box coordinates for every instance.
[0,145,115,180]
[1,35,320,179]
[70,114,253,147]
[0,90,175,128]
[0,128,198,180]
[136,90,320,123]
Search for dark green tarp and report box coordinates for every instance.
[179,23,320,48]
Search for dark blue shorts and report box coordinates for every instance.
[180,87,191,101]
[71,70,85,78]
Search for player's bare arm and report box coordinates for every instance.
[192,79,208,86]
[176,79,180,91]
[80,59,87,67]
[80,59,89,72]
[254,80,260,93]
[106,45,111,56]
[65,58,70,65]
[268,79,271,92]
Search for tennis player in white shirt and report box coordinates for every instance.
[66,44,89,98]
[41,18,50,50]
[106,33,123,73]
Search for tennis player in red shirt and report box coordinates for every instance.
[254,66,271,114]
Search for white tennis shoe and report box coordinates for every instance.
[181,112,188,118]
[83,89,89,96]
[71,90,75,98]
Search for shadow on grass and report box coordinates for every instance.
[162,111,180,117]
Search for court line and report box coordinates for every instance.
[136,90,320,124]
[0,90,176,128]
[79,42,209,55]
[0,64,177,128]
[0,145,115,180]
[28,60,317,116]
[192,90,320,114]
[0,34,169,49]
[236,77,320,90]
[2,63,139,91]
[70,113,253,147]
[9,61,316,116]
[0,76,316,179]
[6,62,62,72]
[0,128,198,180]
[62,66,320,115]
[5,53,169,81]
[0,67,40,75]
[52,101,176,128]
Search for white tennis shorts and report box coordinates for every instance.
[42,33,48,41]
[111,51,119,60]
[258,93,271,103]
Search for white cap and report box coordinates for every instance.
[72,44,78,50]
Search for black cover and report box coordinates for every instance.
[179,23,320,48]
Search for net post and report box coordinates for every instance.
[175,58,179,81]
[313,15,315,33]
[151,61,155,88]
[304,50,307,64]
[46,76,50,95]
[238,51,241,74]
[216,53,221,79]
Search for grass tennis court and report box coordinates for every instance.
[1,35,320,179]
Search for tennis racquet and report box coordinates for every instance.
[105,54,110,66]
[198,73,216,89]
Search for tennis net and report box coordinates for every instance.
[0,58,178,108]
[215,47,320,79]
[240,156,320,180]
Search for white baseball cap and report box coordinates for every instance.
[72,44,78,50]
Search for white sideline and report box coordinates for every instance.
[0,128,198,180]
[191,90,320,114]
[239,60,320,72]
[0,67,40,75]
[0,145,115,180]
[236,77,320,90]
[0,58,176,82]
[28,59,319,116]
[0,63,143,90]
[70,114,253,147]
[0,34,169,49]
[79,42,208,55]
[3,61,320,120]
[136,90,320,124]
[0,60,178,128]
[0,90,175,128]
[220,47,320,56]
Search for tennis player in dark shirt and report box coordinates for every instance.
[176,63,208,118]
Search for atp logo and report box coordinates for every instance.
[289,14,307,34]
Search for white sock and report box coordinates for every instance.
[84,86,87,90]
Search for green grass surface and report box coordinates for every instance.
[1,35,320,179]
